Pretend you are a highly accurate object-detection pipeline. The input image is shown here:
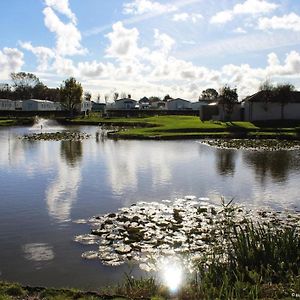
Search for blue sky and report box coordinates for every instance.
[0,0,300,100]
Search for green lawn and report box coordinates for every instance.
[69,115,300,139]
[0,118,34,127]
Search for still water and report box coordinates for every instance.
[0,122,300,289]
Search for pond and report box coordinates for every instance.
[0,121,300,290]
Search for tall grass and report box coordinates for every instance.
[191,202,300,299]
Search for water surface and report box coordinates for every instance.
[0,123,299,289]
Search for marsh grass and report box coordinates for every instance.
[188,200,300,299]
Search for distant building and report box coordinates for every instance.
[149,99,167,110]
[139,97,150,109]
[0,99,14,111]
[200,101,243,121]
[22,99,61,111]
[91,101,106,112]
[167,98,192,110]
[14,100,23,111]
[191,99,215,111]
[243,91,300,121]
[80,100,92,113]
[111,98,138,110]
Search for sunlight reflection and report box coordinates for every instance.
[159,258,184,293]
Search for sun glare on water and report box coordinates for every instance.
[160,259,184,293]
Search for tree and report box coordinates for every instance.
[201,88,218,101]
[60,77,83,114]
[0,84,12,99]
[219,85,238,121]
[10,72,43,100]
[44,88,61,102]
[104,94,109,104]
[97,94,101,102]
[163,94,173,101]
[149,96,161,103]
[113,92,119,101]
[274,83,295,120]
[84,92,92,101]
[259,80,275,111]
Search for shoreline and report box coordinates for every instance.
[2,115,300,141]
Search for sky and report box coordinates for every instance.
[0,0,300,101]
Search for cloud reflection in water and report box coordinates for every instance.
[23,243,54,262]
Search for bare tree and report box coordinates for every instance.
[84,92,92,101]
[104,94,109,104]
[113,92,119,101]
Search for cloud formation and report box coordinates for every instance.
[258,13,300,32]
[172,12,203,23]
[123,0,177,15]
[43,7,86,56]
[211,0,278,24]
[44,0,77,24]
[0,47,24,79]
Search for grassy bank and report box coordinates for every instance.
[0,117,34,127]
[67,115,300,140]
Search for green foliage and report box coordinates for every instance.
[116,274,161,299]
[219,85,238,120]
[10,72,44,100]
[201,88,218,100]
[60,77,83,113]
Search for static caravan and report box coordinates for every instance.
[0,99,15,111]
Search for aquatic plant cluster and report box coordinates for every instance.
[74,196,300,276]
[201,139,300,151]
[21,131,91,141]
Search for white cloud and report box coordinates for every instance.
[233,27,247,34]
[20,42,55,71]
[105,21,142,60]
[258,13,300,32]
[154,29,175,55]
[43,7,86,56]
[123,0,177,15]
[52,55,77,76]
[0,47,24,79]
[173,13,189,21]
[172,12,203,23]
[266,51,300,76]
[211,0,278,24]
[233,0,278,15]
[210,10,233,24]
[44,0,76,24]
[78,61,105,78]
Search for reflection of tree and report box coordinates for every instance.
[243,151,292,184]
[60,140,82,166]
[216,149,236,176]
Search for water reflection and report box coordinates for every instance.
[215,149,236,176]
[243,151,292,184]
[60,140,82,167]
[23,243,54,262]
[103,141,199,195]
[46,140,82,222]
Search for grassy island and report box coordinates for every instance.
[67,115,300,140]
